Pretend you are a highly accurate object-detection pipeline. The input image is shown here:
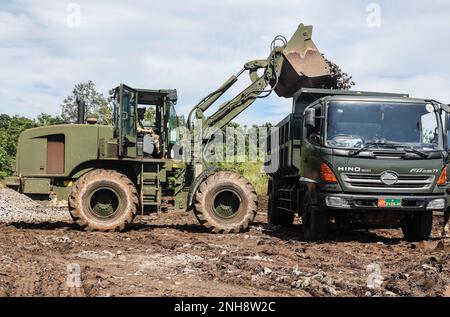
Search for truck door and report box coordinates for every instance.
[301,104,323,185]
[119,84,137,158]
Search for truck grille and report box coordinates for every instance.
[342,173,435,191]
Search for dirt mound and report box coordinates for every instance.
[0,188,71,224]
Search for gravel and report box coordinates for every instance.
[0,188,71,224]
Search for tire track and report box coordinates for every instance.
[13,261,39,297]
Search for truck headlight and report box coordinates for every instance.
[326,196,351,208]
[427,199,445,210]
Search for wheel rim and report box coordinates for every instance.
[212,190,241,219]
[88,187,121,218]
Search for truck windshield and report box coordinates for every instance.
[326,101,443,151]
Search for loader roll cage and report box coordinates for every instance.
[113,85,178,159]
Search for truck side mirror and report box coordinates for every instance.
[305,108,316,129]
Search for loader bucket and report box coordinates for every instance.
[274,24,332,98]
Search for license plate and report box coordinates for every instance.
[378,199,402,208]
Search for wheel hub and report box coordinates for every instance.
[213,190,241,219]
[89,188,120,218]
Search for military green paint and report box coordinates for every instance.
[213,190,241,218]
[88,187,121,218]
[16,124,113,178]
[22,178,51,194]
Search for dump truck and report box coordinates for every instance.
[6,24,332,233]
[265,89,450,241]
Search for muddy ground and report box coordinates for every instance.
[0,187,449,297]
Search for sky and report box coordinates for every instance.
[0,0,449,126]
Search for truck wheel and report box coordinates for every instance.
[69,170,139,232]
[401,211,433,242]
[302,194,328,241]
[268,193,295,227]
[194,171,258,233]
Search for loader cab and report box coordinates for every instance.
[113,84,179,159]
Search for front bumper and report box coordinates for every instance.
[5,176,20,190]
[319,193,446,212]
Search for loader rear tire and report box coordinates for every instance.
[69,170,139,232]
[194,171,258,233]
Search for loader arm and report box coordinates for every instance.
[187,24,332,134]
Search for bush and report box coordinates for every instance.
[0,114,39,178]
[0,147,9,179]
[218,161,268,196]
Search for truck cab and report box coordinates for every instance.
[266,89,449,241]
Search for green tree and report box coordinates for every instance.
[60,81,112,125]
[144,107,156,125]
[36,113,64,126]
[0,115,36,157]
[98,98,114,126]
[0,146,8,178]
[0,115,37,178]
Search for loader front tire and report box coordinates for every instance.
[194,171,258,233]
[69,170,139,232]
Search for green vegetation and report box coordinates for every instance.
[216,123,272,196]
[0,146,9,179]
[219,161,268,196]
[0,114,38,178]
[60,80,113,125]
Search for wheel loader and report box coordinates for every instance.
[6,24,332,233]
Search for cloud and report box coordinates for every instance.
[0,0,448,126]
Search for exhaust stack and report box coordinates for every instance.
[76,97,86,124]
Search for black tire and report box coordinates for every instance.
[268,193,295,227]
[302,193,328,241]
[69,170,139,232]
[335,215,353,234]
[194,171,258,233]
[401,211,433,242]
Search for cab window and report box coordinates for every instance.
[168,102,179,144]
[305,104,322,145]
